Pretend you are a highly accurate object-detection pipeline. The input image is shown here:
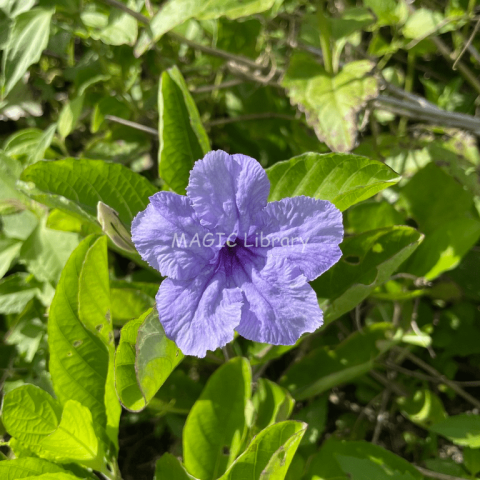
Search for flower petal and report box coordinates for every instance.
[131,191,217,280]
[187,150,270,237]
[233,253,323,345]
[156,265,243,357]
[253,196,343,281]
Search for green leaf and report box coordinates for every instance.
[280,323,397,400]
[397,389,447,429]
[22,474,83,480]
[20,158,157,226]
[91,97,130,133]
[266,152,400,210]
[30,124,57,164]
[0,457,66,479]
[155,453,199,480]
[48,235,120,447]
[218,421,306,480]
[400,163,480,280]
[135,0,276,56]
[183,357,252,480]
[313,226,423,323]
[0,237,22,279]
[337,455,417,480]
[430,415,480,448]
[19,219,79,284]
[158,66,210,194]
[114,308,183,412]
[2,384,62,452]
[57,95,84,139]
[364,0,408,27]
[38,400,103,469]
[0,0,36,18]
[282,53,379,152]
[346,201,405,234]
[0,273,42,314]
[402,8,444,40]
[252,378,294,432]
[292,395,328,446]
[1,8,54,97]
[305,438,423,480]
[110,284,154,325]
[464,448,480,476]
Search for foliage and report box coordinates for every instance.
[1,1,480,480]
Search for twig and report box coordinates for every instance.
[372,96,480,135]
[205,113,297,127]
[192,79,245,93]
[105,115,159,137]
[453,17,480,70]
[369,370,409,397]
[99,0,149,24]
[393,347,480,410]
[372,388,391,444]
[415,465,471,480]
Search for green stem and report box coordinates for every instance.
[398,50,415,137]
[317,2,333,74]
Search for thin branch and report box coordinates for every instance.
[205,113,297,127]
[453,17,480,70]
[372,388,391,444]
[105,115,158,137]
[372,96,480,135]
[192,79,245,93]
[99,0,149,24]
[369,370,409,397]
[415,465,470,480]
[393,347,480,410]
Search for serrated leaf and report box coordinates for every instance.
[158,66,210,194]
[282,53,378,152]
[218,421,306,480]
[114,308,184,412]
[430,415,480,448]
[183,357,252,480]
[135,0,276,56]
[266,152,400,210]
[20,158,157,227]
[48,235,120,447]
[280,323,396,400]
[313,226,423,323]
[1,8,54,97]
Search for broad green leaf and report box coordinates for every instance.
[48,235,119,446]
[464,448,480,476]
[364,0,408,26]
[38,400,103,469]
[2,385,62,451]
[397,389,447,429]
[155,453,199,480]
[22,474,83,480]
[252,378,294,431]
[337,455,417,480]
[0,237,22,279]
[218,421,306,480]
[313,226,423,323]
[91,97,130,133]
[266,152,400,210]
[111,284,154,325]
[400,163,480,280]
[280,323,397,400]
[0,457,66,479]
[183,357,252,480]
[0,152,28,202]
[20,158,157,226]
[282,53,378,152]
[346,201,405,234]
[135,0,276,56]
[19,219,79,284]
[0,273,42,314]
[305,438,423,480]
[114,309,184,412]
[57,95,84,139]
[0,0,36,18]
[158,66,210,194]
[1,8,54,97]
[292,395,328,445]
[30,124,56,164]
[402,8,444,40]
[430,415,480,448]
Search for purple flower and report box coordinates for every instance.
[132,151,343,357]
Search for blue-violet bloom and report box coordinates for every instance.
[132,150,343,357]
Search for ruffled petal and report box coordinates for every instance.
[156,265,243,357]
[232,253,323,345]
[131,191,218,280]
[186,150,270,237]
[252,196,343,281]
